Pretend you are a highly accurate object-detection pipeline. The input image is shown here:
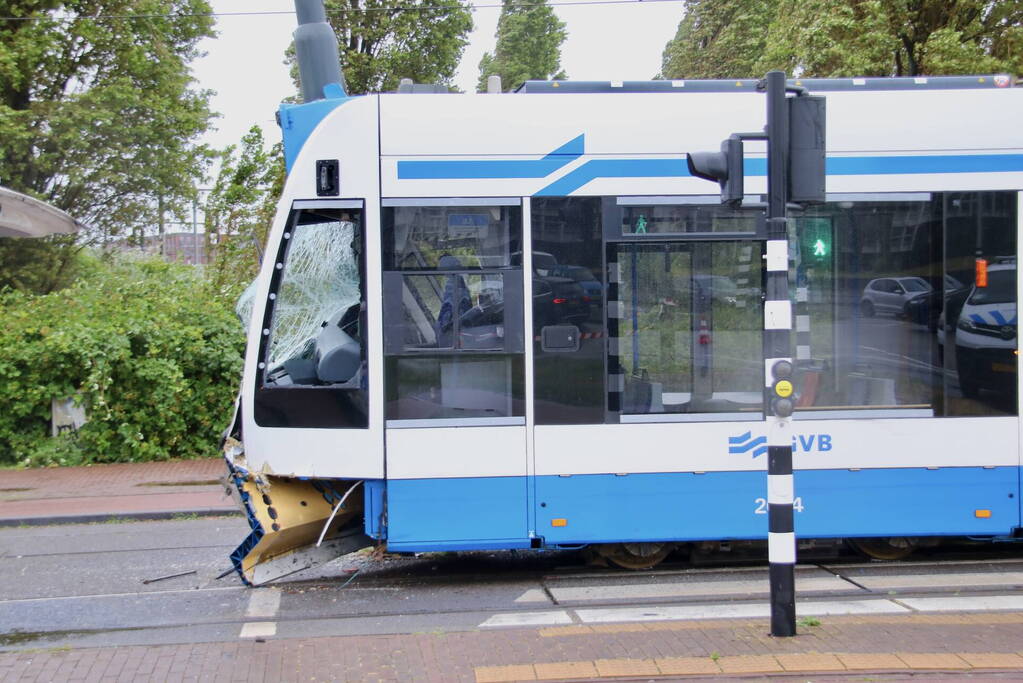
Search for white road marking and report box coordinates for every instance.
[239,621,277,638]
[898,595,1023,612]
[854,572,1023,591]
[245,587,281,618]
[479,610,573,628]
[240,587,281,638]
[0,586,246,604]
[549,576,851,602]
[480,589,1023,629]
[574,599,906,624]
[513,588,551,603]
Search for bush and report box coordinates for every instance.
[0,253,245,467]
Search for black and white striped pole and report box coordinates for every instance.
[688,70,825,637]
[763,70,797,638]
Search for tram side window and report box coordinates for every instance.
[791,191,1016,418]
[532,197,606,424]
[382,203,525,421]
[255,206,368,429]
[942,192,1017,416]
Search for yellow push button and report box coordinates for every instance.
[551,518,567,527]
[775,380,794,398]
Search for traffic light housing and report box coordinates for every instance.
[788,95,826,204]
[687,135,744,206]
[687,86,825,207]
[770,359,795,418]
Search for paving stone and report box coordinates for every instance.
[654,657,721,675]
[896,653,971,669]
[474,664,536,682]
[958,652,1023,668]
[775,653,846,671]
[717,655,783,673]
[590,623,647,634]
[533,661,598,680]
[837,653,909,670]
[593,658,659,677]
[537,626,591,637]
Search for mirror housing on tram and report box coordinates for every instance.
[687,136,744,207]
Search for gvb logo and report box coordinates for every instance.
[793,433,832,452]
[728,431,767,458]
[728,431,833,458]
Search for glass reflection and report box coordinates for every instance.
[794,191,1017,417]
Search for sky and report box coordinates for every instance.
[193,0,684,153]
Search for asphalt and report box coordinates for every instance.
[0,458,238,526]
[3,460,1023,681]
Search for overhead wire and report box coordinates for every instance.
[0,0,682,23]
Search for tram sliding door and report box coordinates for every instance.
[380,199,529,552]
[611,241,763,420]
[534,228,765,548]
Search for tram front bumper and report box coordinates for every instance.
[224,442,371,586]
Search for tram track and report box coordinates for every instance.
[2,515,1022,652]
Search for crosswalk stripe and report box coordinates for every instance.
[240,587,281,638]
[480,591,1023,629]
[547,576,850,602]
[513,588,550,603]
[480,610,573,628]
[245,587,281,618]
[239,621,277,638]
[853,572,1023,590]
[898,595,1023,612]
[575,599,905,624]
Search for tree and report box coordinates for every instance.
[0,253,244,467]
[661,0,1023,81]
[203,126,285,299]
[0,1,216,290]
[759,0,1023,77]
[290,0,473,95]
[661,0,776,80]
[476,0,567,92]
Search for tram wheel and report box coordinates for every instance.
[597,542,674,570]
[847,537,918,561]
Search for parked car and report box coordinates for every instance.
[546,264,603,310]
[903,275,966,330]
[953,262,1017,399]
[860,276,932,317]
[533,275,589,327]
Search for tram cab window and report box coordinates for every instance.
[382,202,524,422]
[255,205,368,429]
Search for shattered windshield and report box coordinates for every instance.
[267,211,361,370]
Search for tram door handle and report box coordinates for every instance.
[541,325,581,352]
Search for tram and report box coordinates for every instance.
[221,6,1023,586]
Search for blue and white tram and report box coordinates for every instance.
[222,27,1022,584]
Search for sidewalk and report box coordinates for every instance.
[3,463,1023,681]
[0,458,238,526]
[3,612,1023,681]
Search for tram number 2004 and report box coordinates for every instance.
[754,497,805,514]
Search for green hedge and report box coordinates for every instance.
[0,254,245,467]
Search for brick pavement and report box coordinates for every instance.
[3,612,1023,682]
[0,458,237,525]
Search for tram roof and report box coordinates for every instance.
[514,75,1016,94]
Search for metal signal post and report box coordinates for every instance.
[763,70,797,638]
[688,70,825,638]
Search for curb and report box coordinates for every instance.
[0,507,241,528]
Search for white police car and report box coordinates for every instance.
[954,260,1017,399]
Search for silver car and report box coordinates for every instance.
[860,276,932,317]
